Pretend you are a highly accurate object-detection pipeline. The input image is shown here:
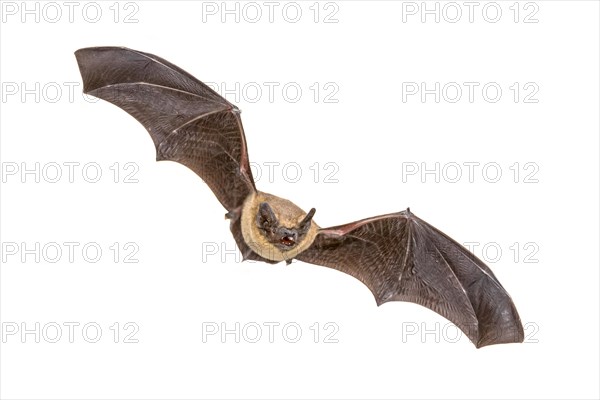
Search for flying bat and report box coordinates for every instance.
[75,46,524,348]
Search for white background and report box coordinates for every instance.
[1,1,598,399]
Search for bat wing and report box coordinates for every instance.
[75,46,269,262]
[295,209,524,348]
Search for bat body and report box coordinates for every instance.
[240,191,320,262]
[75,47,524,348]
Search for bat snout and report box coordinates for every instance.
[278,228,298,247]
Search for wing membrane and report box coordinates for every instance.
[296,210,524,348]
[75,46,266,261]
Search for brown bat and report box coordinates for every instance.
[75,46,524,348]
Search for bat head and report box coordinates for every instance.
[256,202,316,251]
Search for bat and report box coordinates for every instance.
[75,46,524,348]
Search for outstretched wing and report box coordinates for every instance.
[295,209,524,348]
[75,46,266,262]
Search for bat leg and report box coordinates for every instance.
[241,247,255,261]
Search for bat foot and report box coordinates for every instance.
[241,249,253,262]
[285,259,293,266]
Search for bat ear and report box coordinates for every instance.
[297,208,316,234]
[256,202,278,231]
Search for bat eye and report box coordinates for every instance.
[280,236,296,247]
